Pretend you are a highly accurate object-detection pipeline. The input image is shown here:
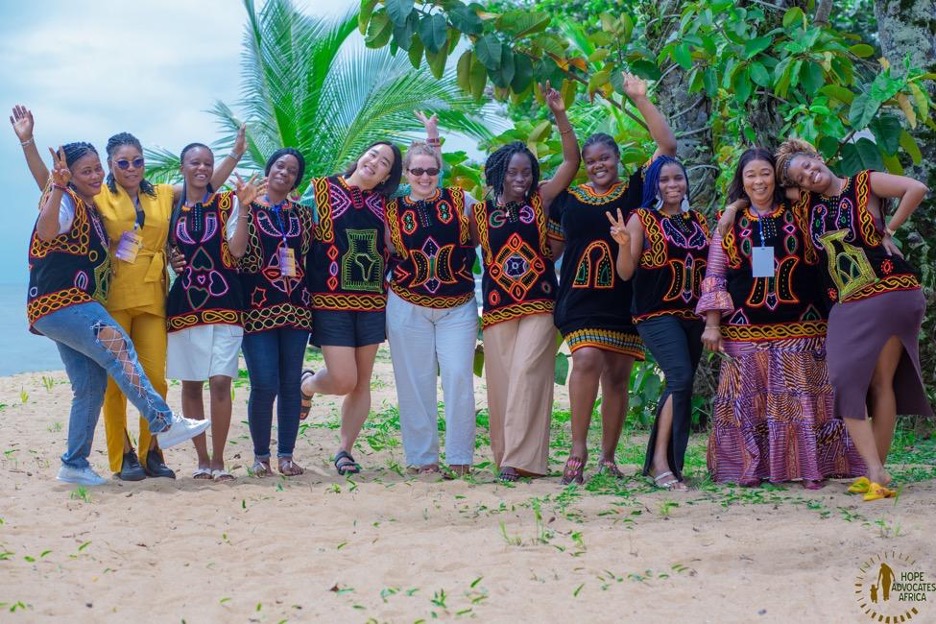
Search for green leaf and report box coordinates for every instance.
[702,67,718,97]
[426,45,449,80]
[365,12,393,49]
[819,85,854,104]
[743,35,772,60]
[449,3,484,36]
[848,92,880,130]
[392,12,418,51]
[870,72,904,103]
[630,59,662,81]
[511,53,534,93]
[881,152,904,175]
[749,62,770,87]
[731,66,752,104]
[475,35,502,70]
[359,0,379,35]
[782,7,804,28]
[868,115,902,155]
[554,352,569,385]
[456,50,472,92]
[496,10,551,38]
[839,138,884,176]
[419,13,448,54]
[800,62,824,94]
[817,136,840,159]
[848,44,875,58]
[899,129,922,164]
[673,43,692,70]
[489,47,515,88]
[386,0,415,28]
[407,37,424,69]
[469,54,488,101]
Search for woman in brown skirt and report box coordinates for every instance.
[775,138,932,500]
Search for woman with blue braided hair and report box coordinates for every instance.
[608,155,709,490]
[26,141,210,486]
[473,83,580,482]
[12,105,245,481]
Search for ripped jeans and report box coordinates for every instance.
[33,302,173,469]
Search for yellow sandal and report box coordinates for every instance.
[847,476,871,494]
[862,482,896,502]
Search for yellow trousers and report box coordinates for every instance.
[103,307,168,473]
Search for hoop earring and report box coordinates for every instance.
[680,195,690,213]
[654,195,664,210]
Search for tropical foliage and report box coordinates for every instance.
[146,0,497,192]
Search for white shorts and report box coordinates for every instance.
[167,324,243,381]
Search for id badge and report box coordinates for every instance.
[751,246,774,278]
[279,247,297,277]
[115,228,143,263]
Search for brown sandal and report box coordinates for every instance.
[299,369,315,421]
[251,458,272,478]
[597,459,626,479]
[278,457,304,476]
[561,456,585,485]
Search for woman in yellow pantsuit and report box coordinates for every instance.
[11,106,244,479]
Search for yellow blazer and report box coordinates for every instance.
[97,182,174,314]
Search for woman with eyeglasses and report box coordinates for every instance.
[11,105,244,481]
[384,111,478,476]
[300,141,402,476]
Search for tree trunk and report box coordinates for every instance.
[874,0,936,412]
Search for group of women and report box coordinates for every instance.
[12,74,931,497]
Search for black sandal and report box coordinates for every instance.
[334,450,361,476]
[299,369,315,421]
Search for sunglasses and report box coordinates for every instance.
[408,167,440,177]
[115,158,145,170]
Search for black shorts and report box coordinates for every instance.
[311,309,386,348]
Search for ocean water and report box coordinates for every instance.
[0,283,63,375]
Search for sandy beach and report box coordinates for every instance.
[1,347,934,623]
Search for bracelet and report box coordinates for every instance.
[238,214,250,220]
[558,127,574,135]
[20,138,34,147]
[705,325,720,330]
[228,152,244,160]
[885,225,897,237]
[51,183,68,192]
[426,137,441,146]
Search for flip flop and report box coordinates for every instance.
[651,470,687,491]
[299,369,315,421]
[597,459,627,479]
[862,482,896,502]
[212,469,236,482]
[193,467,213,480]
[847,476,871,494]
[560,456,585,485]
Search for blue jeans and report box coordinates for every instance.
[241,328,310,459]
[636,315,704,480]
[33,302,173,469]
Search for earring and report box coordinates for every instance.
[680,195,690,213]
[654,195,664,210]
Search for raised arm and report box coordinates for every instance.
[36,148,70,241]
[539,83,581,207]
[622,74,676,159]
[210,123,247,190]
[10,105,50,190]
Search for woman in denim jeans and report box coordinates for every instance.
[27,142,210,486]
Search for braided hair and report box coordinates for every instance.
[727,148,785,206]
[640,155,690,208]
[484,141,539,202]
[774,138,821,188]
[62,142,98,168]
[105,132,156,196]
[170,143,214,245]
[581,132,620,158]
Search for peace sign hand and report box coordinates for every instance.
[605,208,630,246]
[543,81,565,114]
[234,172,264,207]
[48,146,70,187]
[414,110,439,135]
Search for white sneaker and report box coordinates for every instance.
[156,416,211,449]
[57,465,107,486]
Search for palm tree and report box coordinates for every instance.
[147,0,496,190]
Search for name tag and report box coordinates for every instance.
[115,228,143,263]
[751,246,774,278]
[279,247,297,277]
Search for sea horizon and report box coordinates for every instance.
[0,281,63,376]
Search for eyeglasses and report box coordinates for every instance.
[115,158,145,170]
[408,167,440,177]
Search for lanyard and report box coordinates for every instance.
[267,196,289,245]
[133,195,145,228]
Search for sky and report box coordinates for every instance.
[0,0,354,284]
